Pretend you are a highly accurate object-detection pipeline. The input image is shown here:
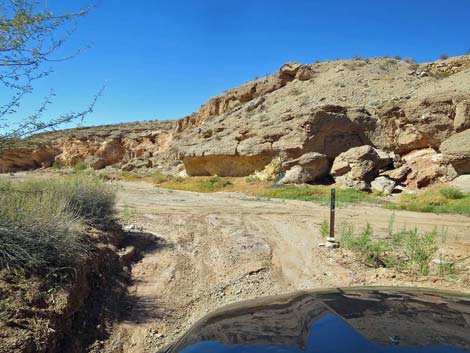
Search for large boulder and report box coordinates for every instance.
[331,145,391,190]
[381,165,411,182]
[440,129,470,175]
[281,152,330,184]
[449,175,470,193]
[454,101,470,132]
[279,62,302,80]
[85,156,106,170]
[95,139,126,165]
[400,148,448,188]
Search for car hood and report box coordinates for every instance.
[165,287,470,353]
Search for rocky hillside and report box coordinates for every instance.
[1,55,470,192]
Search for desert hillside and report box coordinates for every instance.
[1,55,469,192]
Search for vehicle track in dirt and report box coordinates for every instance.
[103,181,470,353]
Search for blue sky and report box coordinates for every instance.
[3,0,470,129]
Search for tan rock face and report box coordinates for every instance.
[175,105,370,177]
[0,145,60,172]
[183,154,273,177]
[172,57,470,179]
[440,129,470,175]
[0,120,175,173]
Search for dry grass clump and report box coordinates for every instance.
[0,176,116,279]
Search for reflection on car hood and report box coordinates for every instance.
[166,287,470,353]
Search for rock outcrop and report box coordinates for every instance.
[171,56,470,181]
[440,129,470,175]
[0,145,60,172]
[331,146,391,190]
[281,152,330,184]
[0,121,175,173]
[1,55,469,191]
[398,148,449,188]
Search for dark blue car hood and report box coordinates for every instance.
[165,287,470,353]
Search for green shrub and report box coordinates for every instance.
[320,219,329,238]
[150,171,172,184]
[354,224,388,267]
[436,259,455,276]
[339,222,355,249]
[403,228,438,276]
[207,176,233,188]
[439,186,464,200]
[52,161,66,170]
[339,220,441,276]
[72,161,87,173]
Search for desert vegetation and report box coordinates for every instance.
[338,218,453,277]
[99,170,470,214]
[387,185,470,215]
[0,176,115,292]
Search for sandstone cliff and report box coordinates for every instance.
[1,55,469,189]
[173,56,470,179]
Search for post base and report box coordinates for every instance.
[319,240,339,249]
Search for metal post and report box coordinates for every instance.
[329,188,336,241]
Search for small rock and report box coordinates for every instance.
[432,259,454,265]
[123,224,143,232]
[371,176,396,195]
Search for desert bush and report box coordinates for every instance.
[0,176,116,279]
[0,179,88,278]
[150,171,172,184]
[431,71,452,79]
[339,219,443,276]
[404,57,416,64]
[347,224,388,267]
[402,228,438,276]
[339,222,355,248]
[439,186,464,200]
[206,176,233,188]
[59,176,116,227]
[52,161,66,170]
[320,219,329,238]
[436,259,455,276]
[72,161,87,173]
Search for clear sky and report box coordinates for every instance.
[3,0,470,129]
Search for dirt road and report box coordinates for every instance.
[103,181,470,353]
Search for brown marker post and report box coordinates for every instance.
[329,188,335,241]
